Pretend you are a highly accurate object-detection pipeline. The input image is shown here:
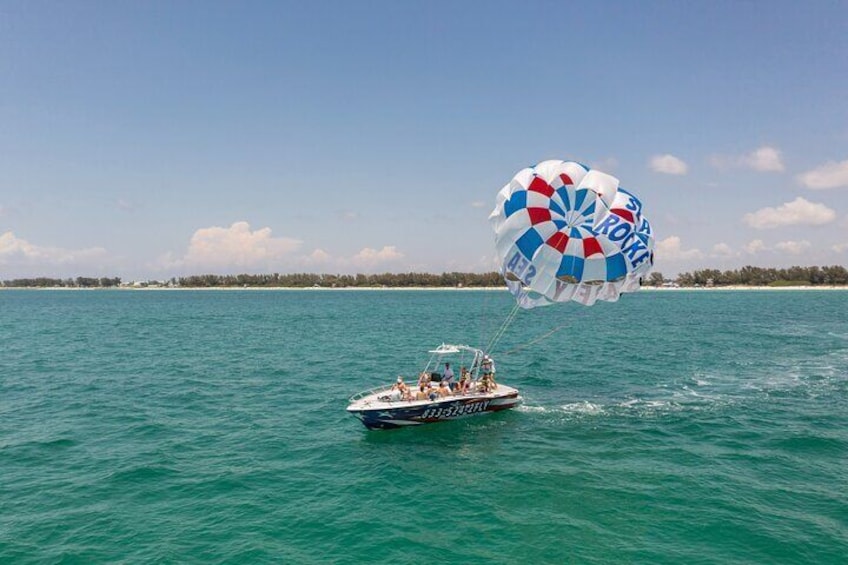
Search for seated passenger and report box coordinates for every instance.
[417,371,431,388]
[415,384,429,401]
[480,373,495,393]
[458,367,470,395]
[437,381,452,397]
[403,377,414,398]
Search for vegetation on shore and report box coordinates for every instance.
[1,277,123,288]
[1,272,505,288]
[662,265,848,287]
[2,265,847,288]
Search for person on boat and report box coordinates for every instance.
[442,362,455,389]
[458,367,470,395]
[415,384,429,401]
[437,380,452,398]
[480,356,493,381]
[417,371,431,388]
[479,357,497,392]
[479,373,494,393]
[391,376,410,400]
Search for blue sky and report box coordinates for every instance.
[1,0,847,280]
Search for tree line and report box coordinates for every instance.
[175,271,506,288]
[3,266,847,288]
[649,265,848,287]
[1,277,122,288]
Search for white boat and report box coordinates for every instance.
[346,344,521,430]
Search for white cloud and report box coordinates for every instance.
[797,159,848,190]
[279,245,406,272]
[774,240,811,255]
[351,246,404,269]
[656,236,703,260]
[165,221,302,272]
[649,154,688,175]
[743,197,836,229]
[0,231,107,269]
[743,146,785,172]
[157,222,409,275]
[710,145,785,172]
[710,243,736,257]
[833,242,848,253]
[307,249,331,262]
[744,239,768,254]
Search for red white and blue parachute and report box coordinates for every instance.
[489,160,654,308]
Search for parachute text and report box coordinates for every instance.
[622,233,651,267]
[595,214,633,242]
[506,251,536,284]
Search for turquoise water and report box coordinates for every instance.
[1,289,846,564]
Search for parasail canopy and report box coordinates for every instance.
[489,160,654,308]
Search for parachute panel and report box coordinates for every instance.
[491,159,655,308]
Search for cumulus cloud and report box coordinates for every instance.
[656,236,703,260]
[0,231,107,269]
[165,221,302,272]
[742,197,836,229]
[774,240,811,255]
[649,154,688,175]
[744,239,768,254]
[158,222,410,275]
[797,159,848,190]
[710,145,785,172]
[351,246,404,268]
[307,249,331,262]
[284,244,406,272]
[710,243,736,258]
[742,146,785,172]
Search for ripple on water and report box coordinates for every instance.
[1,289,847,563]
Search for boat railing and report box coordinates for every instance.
[349,380,503,406]
[348,384,394,403]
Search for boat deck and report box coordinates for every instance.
[347,383,519,412]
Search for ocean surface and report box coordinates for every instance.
[1,289,846,564]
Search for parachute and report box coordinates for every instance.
[489,160,654,308]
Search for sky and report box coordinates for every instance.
[1,0,847,280]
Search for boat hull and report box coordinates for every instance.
[347,389,521,430]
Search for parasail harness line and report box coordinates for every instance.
[485,299,575,358]
[499,322,569,357]
[484,301,521,356]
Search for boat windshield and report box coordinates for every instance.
[421,344,487,382]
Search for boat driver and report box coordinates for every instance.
[442,362,455,390]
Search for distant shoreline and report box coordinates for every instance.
[2,285,847,291]
[641,285,848,291]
